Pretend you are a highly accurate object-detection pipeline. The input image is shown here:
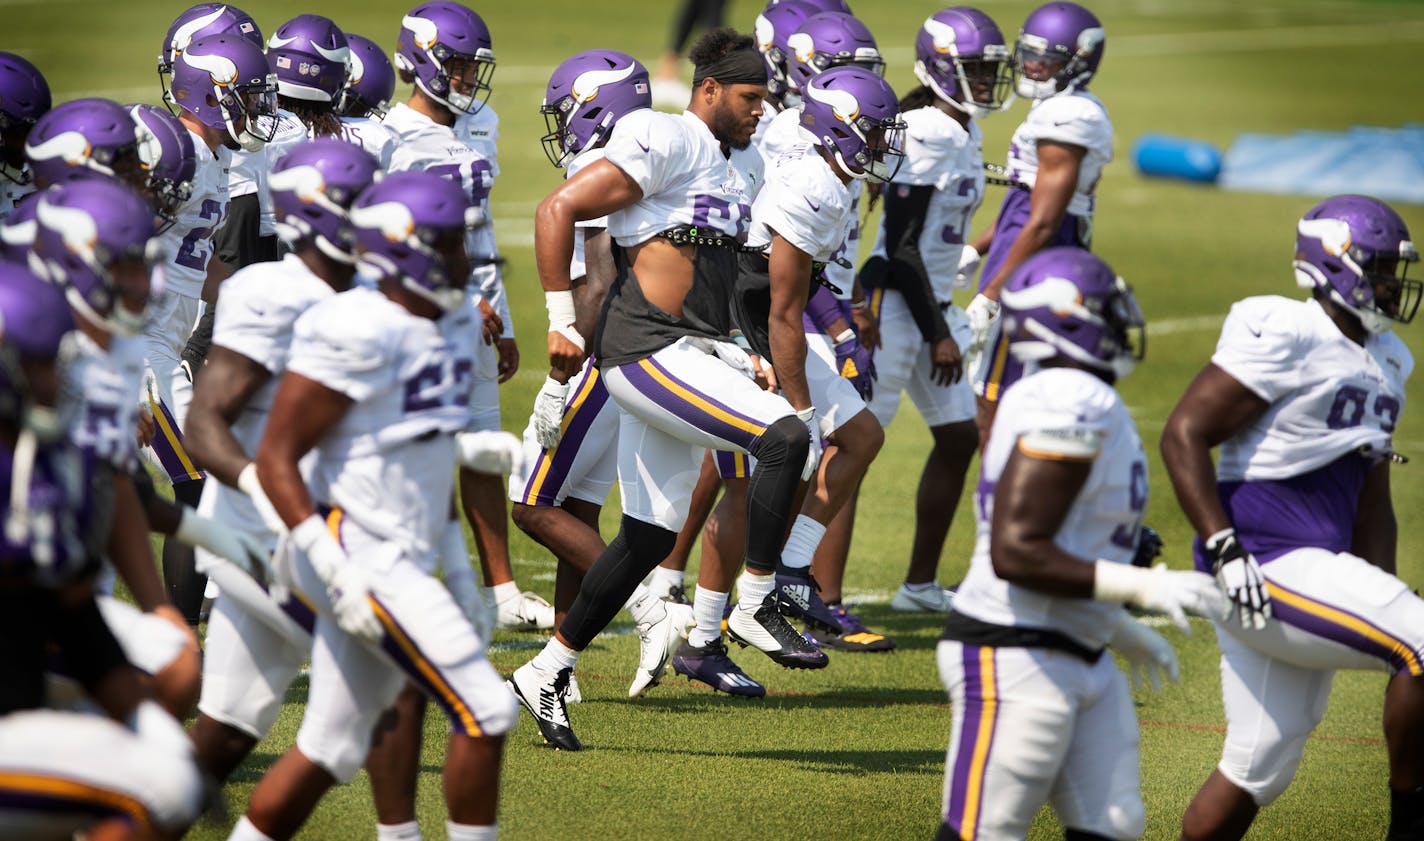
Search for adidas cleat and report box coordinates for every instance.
[726,595,829,669]
[508,663,582,751]
[672,638,766,697]
[773,570,843,634]
[629,601,695,698]
[807,604,896,652]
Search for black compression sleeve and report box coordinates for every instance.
[882,184,952,344]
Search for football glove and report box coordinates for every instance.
[953,245,981,291]
[797,407,822,482]
[177,508,269,586]
[964,293,1000,360]
[456,430,524,476]
[1206,527,1271,630]
[1109,613,1180,692]
[833,330,875,400]
[532,376,570,450]
[291,514,383,642]
[1093,561,1225,633]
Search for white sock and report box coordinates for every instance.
[377,821,423,841]
[688,588,728,648]
[531,636,579,673]
[228,816,277,841]
[623,585,666,626]
[492,581,521,604]
[780,515,826,570]
[737,570,775,608]
[649,565,684,598]
[446,822,498,841]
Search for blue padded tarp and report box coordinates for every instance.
[1219,125,1424,205]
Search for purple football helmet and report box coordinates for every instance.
[171,33,279,152]
[1014,2,1104,99]
[337,33,396,118]
[776,0,852,12]
[1294,195,1420,335]
[270,137,380,263]
[25,99,142,190]
[915,8,1013,118]
[0,191,40,264]
[395,1,496,116]
[267,15,351,104]
[32,179,157,338]
[127,104,196,228]
[540,50,650,168]
[349,171,469,312]
[158,3,264,107]
[1000,246,1144,378]
[0,262,70,359]
[754,1,818,104]
[800,65,905,183]
[0,52,51,186]
[786,12,884,93]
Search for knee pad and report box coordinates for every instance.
[749,415,809,469]
[296,713,373,784]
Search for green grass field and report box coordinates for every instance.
[9,0,1424,838]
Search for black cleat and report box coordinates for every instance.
[726,595,829,669]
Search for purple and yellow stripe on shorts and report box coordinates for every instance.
[944,646,1000,840]
[620,356,769,451]
[978,326,1013,404]
[147,392,204,483]
[518,364,609,507]
[714,449,749,480]
[1267,580,1423,676]
[0,771,151,832]
[372,596,485,737]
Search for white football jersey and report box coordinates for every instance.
[1003,91,1113,218]
[226,147,263,199]
[567,146,609,280]
[59,331,146,473]
[454,104,500,176]
[757,106,813,170]
[0,176,34,222]
[867,106,985,302]
[287,286,479,563]
[384,102,510,338]
[1213,296,1412,482]
[199,253,338,540]
[749,100,779,151]
[952,367,1148,649]
[603,109,757,247]
[746,146,854,262]
[156,132,231,299]
[338,117,398,170]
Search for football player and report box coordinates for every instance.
[965,1,1113,432]
[510,49,694,700]
[160,29,279,621]
[230,171,517,841]
[128,104,198,232]
[509,28,802,751]
[263,14,355,162]
[937,247,1222,841]
[183,138,379,786]
[0,263,205,841]
[336,33,401,166]
[384,1,544,633]
[1163,196,1424,841]
[853,7,1012,615]
[0,51,49,220]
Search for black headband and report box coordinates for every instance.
[692,48,767,87]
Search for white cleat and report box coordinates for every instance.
[628,601,695,698]
[890,582,955,613]
[497,590,555,630]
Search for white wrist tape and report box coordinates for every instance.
[545,289,576,330]
[1092,560,1152,605]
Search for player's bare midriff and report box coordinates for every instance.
[625,237,697,318]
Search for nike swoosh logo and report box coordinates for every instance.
[1246,326,1262,337]
[635,139,650,153]
[909,134,926,144]
[267,34,299,49]
[804,196,820,213]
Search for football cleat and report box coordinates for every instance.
[628,601,695,698]
[672,638,766,698]
[890,582,955,613]
[664,584,692,606]
[773,569,843,634]
[497,590,555,630]
[726,595,829,669]
[565,672,581,705]
[508,663,582,751]
[807,604,896,652]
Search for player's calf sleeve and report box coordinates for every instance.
[559,516,675,649]
[744,415,810,573]
[1390,786,1424,840]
